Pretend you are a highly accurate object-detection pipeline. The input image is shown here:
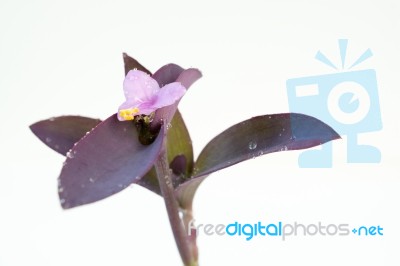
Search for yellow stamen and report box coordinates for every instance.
[119,107,140,121]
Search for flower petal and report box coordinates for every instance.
[123,70,160,102]
[152,82,187,109]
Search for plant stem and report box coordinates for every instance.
[182,205,199,262]
[155,146,196,266]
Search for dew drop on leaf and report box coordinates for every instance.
[248,141,257,150]
[66,150,74,159]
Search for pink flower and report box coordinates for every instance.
[118,70,186,121]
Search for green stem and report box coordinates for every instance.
[155,146,197,266]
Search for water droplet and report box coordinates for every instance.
[166,123,172,129]
[248,141,257,150]
[89,178,94,183]
[55,145,60,150]
[268,116,272,119]
[58,187,64,193]
[279,133,282,137]
[85,131,90,135]
[118,184,123,188]
[123,127,127,132]
[62,161,67,166]
[66,150,74,159]
[60,198,65,204]
[49,117,55,122]
[45,137,52,143]
[192,167,199,175]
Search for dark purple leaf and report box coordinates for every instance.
[123,53,151,75]
[175,113,340,208]
[152,63,184,87]
[32,58,199,204]
[151,68,202,131]
[58,114,164,209]
[30,116,101,155]
[176,68,203,89]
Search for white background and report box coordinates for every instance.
[1,0,400,265]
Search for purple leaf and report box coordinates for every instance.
[152,64,184,87]
[30,116,101,155]
[123,53,151,75]
[29,113,192,198]
[58,114,164,209]
[176,68,203,89]
[151,68,202,130]
[176,113,340,208]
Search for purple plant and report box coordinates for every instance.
[30,54,340,266]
